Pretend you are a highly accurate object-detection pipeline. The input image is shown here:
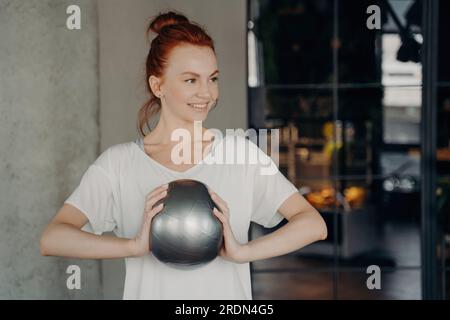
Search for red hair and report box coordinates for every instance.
[137,11,216,136]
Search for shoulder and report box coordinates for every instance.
[93,141,135,170]
[107,141,135,159]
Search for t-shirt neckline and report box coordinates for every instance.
[133,132,221,175]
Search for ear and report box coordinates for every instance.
[149,75,163,97]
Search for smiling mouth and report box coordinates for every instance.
[187,103,209,111]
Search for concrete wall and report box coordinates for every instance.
[0,0,102,299]
[97,0,247,299]
[0,0,246,299]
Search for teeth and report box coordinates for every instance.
[188,103,207,109]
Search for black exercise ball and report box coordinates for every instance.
[150,179,223,269]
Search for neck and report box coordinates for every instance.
[146,113,212,145]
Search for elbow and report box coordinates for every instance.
[39,228,52,256]
[39,235,49,256]
[295,210,328,241]
[318,217,328,241]
[313,211,328,241]
[320,224,328,241]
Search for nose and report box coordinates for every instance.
[196,80,213,100]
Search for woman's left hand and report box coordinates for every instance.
[209,190,249,264]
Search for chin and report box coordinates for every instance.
[190,114,208,122]
[188,107,210,120]
[176,103,211,123]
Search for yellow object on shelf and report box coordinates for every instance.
[305,186,367,210]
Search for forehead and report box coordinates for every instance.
[165,44,217,76]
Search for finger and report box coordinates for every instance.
[214,209,234,240]
[146,183,169,201]
[216,194,230,212]
[142,203,163,239]
[212,196,230,220]
[146,184,168,201]
[210,193,229,215]
[213,207,224,221]
[213,207,229,225]
[145,189,168,212]
[147,202,164,220]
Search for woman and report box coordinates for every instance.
[40,11,327,300]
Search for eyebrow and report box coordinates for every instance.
[180,70,219,77]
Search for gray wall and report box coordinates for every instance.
[0,0,246,299]
[0,0,102,298]
[97,0,247,299]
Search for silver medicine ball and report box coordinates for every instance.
[150,179,223,269]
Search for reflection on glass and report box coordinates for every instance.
[383,87,421,144]
[338,0,382,84]
[249,88,334,181]
[437,233,450,299]
[253,0,334,85]
[446,271,450,300]
[437,86,450,294]
[382,34,422,87]
[437,89,450,174]
[246,0,445,299]
[339,0,422,85]
[251,271,333,299]
[338,270,421,299]
[438,0,450,82]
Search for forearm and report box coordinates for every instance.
[40,223,136,259]
[245,211,327,262]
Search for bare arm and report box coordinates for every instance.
[40,184,168,259]
[210,191,327,264]
[39,204,135,259]
[245,192,328,262]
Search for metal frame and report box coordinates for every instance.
[421,0,440,300]
[332,0,340,300]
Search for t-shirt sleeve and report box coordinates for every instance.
[249,140,299,228]
[64,148,118,235]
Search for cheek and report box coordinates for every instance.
[211,85,219,99]
[166,85,191,106]
[211,86,219,99]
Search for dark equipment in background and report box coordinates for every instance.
[383,0,422,63]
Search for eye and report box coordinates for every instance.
[185,79,196,84]
[211,77,219,82]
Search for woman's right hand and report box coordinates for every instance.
[130,183,169,257]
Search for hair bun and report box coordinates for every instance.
[149,11,190,34]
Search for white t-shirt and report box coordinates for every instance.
[64,131,298,300]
